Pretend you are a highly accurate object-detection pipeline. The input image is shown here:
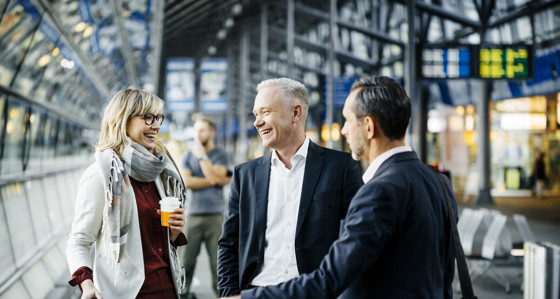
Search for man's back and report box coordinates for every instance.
[337,151,455,298]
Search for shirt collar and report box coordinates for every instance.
[362,145,412,183]
[271,137,310,166]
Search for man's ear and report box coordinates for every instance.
[365,116,375,139]
[293,105,303,122]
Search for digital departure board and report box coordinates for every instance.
[479,46,531,79]
[421,48,471,79]
[420,44,533,80]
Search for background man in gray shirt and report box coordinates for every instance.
[180,116,230,299]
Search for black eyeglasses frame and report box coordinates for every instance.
[134,113,165,126]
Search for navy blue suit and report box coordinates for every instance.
[217,141,363,297]
[241,151,457,299]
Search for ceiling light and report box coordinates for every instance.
[83,26,94,38]
[38,55,51,67]
[232,3,242,15]
[61,58,75,69]
[331,123,340,141]
[217,29,226,40]
[224,18,234,28]
[208,46,217,55]
[74,22,87,32]
[52,47,59,56]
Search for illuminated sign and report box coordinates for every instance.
[500,113,546,130]
[495,96,546,113]
[420,45,533,80]
[479,46,531,79]
[421,48,471,79]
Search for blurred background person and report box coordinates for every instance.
[180,116,231,299]
[533,152,547,199]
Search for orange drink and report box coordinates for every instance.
[160,197,180,227]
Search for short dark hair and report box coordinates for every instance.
[193,114,216,131]
[350,76,411,140]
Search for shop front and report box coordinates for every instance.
[427,92,560,197]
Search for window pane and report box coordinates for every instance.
[10,28,50,97]
[0,2,38,86]
[56,235,69,256]
[40,117,56,170]
[55,173,74,224]
[25,179,52,247]
[25,109,44,172]
[516,17,532,42]
[0,96,5,148]
[1,100,26,175]
[64,170,79,203]
[41,176,63,232]
[2,183,36,267]
[21,261,54,299]
[54,122,83,166]
[0,280,31,299]
[42,244,68,283]
[53,122,68,165]
[0,190,16,284]
[49,0,127,91]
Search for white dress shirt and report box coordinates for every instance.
[251,137,310,286]
[362,146,412,183]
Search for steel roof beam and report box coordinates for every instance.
[165,0,224,34]
[152,0,164,93]
[32,0,110,98]
[0,85,99,129]
[393,0,481,29]
[165,0,209,28]
[110,0,139,88]
[488,0,559,28]
[338,19,406,48]
[268,51,327,76]
[165,0,238,39]
[165,0,196,19]
[436,1,557,45]
[269,25,378,71]
[295,2,406,48]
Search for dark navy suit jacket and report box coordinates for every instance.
[241,151,457,299]
[217,141,363,297]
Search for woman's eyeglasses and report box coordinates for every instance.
[134,113,165,126]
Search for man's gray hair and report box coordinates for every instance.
[256,78,309,118]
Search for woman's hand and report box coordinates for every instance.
[80,279,103,299]
[168,207,184,242]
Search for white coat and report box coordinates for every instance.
[66,161,181,299]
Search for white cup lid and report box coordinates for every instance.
[159,197,180,206]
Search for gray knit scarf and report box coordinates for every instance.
[96,141,186,272]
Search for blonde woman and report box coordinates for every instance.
[67,89,187,299]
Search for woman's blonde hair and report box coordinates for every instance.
[96,89,165,156]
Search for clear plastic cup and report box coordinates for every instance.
[160,197,180,227]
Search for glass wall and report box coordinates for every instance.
[0,1,102,297]
[0,170,81,298]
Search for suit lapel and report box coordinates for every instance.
[295,142,324,237]
[255,153,271,249]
